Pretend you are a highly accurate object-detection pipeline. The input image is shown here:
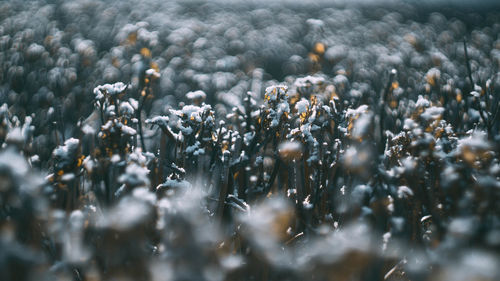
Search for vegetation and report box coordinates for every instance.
[0,1,499,280]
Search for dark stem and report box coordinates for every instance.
[137,87,150,152]
[463,37,474,88]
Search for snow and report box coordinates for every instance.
[457,131,490,151]
[324,45,348,62]
[53,138,79,159]
[101,196,153,231]
[294,76,325,88]
[120,124,137,135]
[146,68,160,78]
[171,105,206,122]
[303,195,313,209]
[403,118,417,130]
[159,178,191,190]
[470,91,481,98]
[0,147,29,176]
[397,186,414,198]
[186,141,205,156]
[82,124,96,135]
[346,104,369,117]
[352,184,372,202]
[425,67,441,84]
[415,95,430,108]
[61,173,75,182]
[26,43,45,58]
[295,99,310,115]
[119,102,135,115]
[333,74,349,86]
[6,127,23,143]
[278,141,302,154]
[255,156,263,165]
[352,111,373,139]
[420,106,444,121]
[146,116,169,127]
[278,141,303,160]
[110,154,121,163]
[221,255,243,270]
[83,156,95,172]
[93,82,127,98]
[244,132,255,146]
[119,163,150,188]
[185,90,207,101]
[306,18,324,28]
[265,85,288,101]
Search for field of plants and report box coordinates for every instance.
[0,0,499,280]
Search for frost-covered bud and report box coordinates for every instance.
[25,43,45,61]
[186,90,207,105]
[456,132,491,165]
[118,163,150,189]
[93,82,128,99]
[265,85,288,102]
[52,138,81,172]
[278,141,303,162]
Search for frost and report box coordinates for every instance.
[220,255,243,270]
[93,82,127,98]
[81,124,96,135]
[53,138,79,160]
[185,90,207,101]
[119,102,135,115]
[243,132,255,146]
[74,38,96,58]
[159,178,191,190]
[238,196,294,266]
[278,141,302,155]
[186,141,205,156]
[146,115,169,127]
[346,104,369,118]
[61,173,75,182]
[26,43,45,59]
[145,68,160,78]
[0,148,29,176]
[470,91,481,98]
[265,85,288,102]
[352,111,373,139]
[403,118,417,130]
[171,105,204,122]
[2,3,500,279]
[324,45,348,62]
[425,67,441,84]
[306,18,324,28]
[420,106,444,121]
[119,163,150,188]
[294,75,325,88]
[333,74,349,87]
[457,131,490,151]
[397,186,414,198]
[120,124,137,135]
[83,156,95,172]
[255,156,263,165]
[5,127,23,143]
[449,217,477,237]
[295,99,309,115]
[99,196,153,231]
[303,195,313,209]
[415,95,430,108]
[110,154,121,163]
[351,184,372,203]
